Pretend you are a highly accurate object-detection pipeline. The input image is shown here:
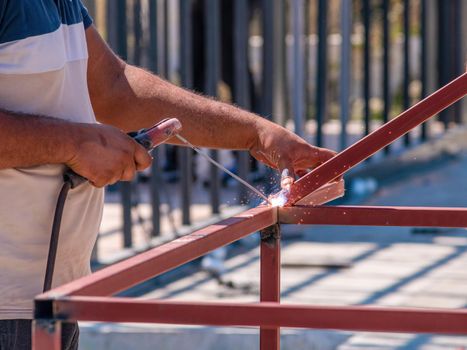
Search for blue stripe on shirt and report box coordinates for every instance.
[0,0,92,44]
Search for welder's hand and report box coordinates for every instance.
[66,124,152,187]
[249,123,337,182]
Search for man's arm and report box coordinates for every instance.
[0,110,151,187]
[0,111,75,169]
[85,26,336,178]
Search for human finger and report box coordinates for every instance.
[134,143,152,171]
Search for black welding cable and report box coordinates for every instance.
[43,180,72,292]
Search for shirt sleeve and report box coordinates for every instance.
[78,0,93,29]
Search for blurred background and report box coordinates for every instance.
[81,0,466,264]
[78,1,467,349]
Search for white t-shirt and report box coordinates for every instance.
[0,0,104,319]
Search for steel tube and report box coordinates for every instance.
[273,0,287,125]
[363,0,371,136]
[382,0,391,153]
[315,0,328,147]
[261,0,274,119]
[279,206,467,227]
[32,320,61,350]
[420,0,428,141]
[121,182,132,248]
[149,1,161,237]
[133,0,142,66]
[180,0,193,224]
[339,0,352,150]
[260,225,281,350]
[291,0,305,137]
[48,297,467,334]
[205,0,221,214]
[286,72,467,205]
[38,207,276,298]
[403,0,411,146]
[233,0,251,203]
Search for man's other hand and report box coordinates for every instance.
[66,124,152,187]
[249,123,337,181]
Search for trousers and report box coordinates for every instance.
[0,320,79,350]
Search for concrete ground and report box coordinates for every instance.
[80,126,467,350]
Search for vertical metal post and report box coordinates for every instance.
[105,0,128,57]
[149,0,159,72]
[133,0,142,66]
[107,0,132,246]
[261,0,274,120]
[115,0,128,60]
[234,0,251,204]
[340,0,352,150]
[382,0,391,154]
[273,0,287,125]
[32,320,62,350]
[261,0,282,193]
[304,0,311,126]
[150,160,161,236]
[205,0,221,214]
[260,224,281,350]
[403,0,411,146]
[179,0,193,224]
[162,0,170,79]
[316,0,328,147]
[292,0,305,137]
[122,182,132,248]
[149,0,161,237]
[452,0,463,124]
[436,0,462,127]
[420,0,428,141]
[363,0,371,136]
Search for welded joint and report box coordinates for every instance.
[260,224,281,247]
[35,298,71,321]
[34,318,60,334]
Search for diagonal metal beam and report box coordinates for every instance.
[287,72,467,205]
[37,207,276,299]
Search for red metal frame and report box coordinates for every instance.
[33,72,467,349]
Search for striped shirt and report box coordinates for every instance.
[0,0,104,319]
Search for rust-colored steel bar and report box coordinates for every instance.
[260,225,281,350]
[49,297,467,334]
[295,179,345,206]
[32,320,61,350]
[279,206,467,227]
[287,72,467,205]
[38,207,276,298]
